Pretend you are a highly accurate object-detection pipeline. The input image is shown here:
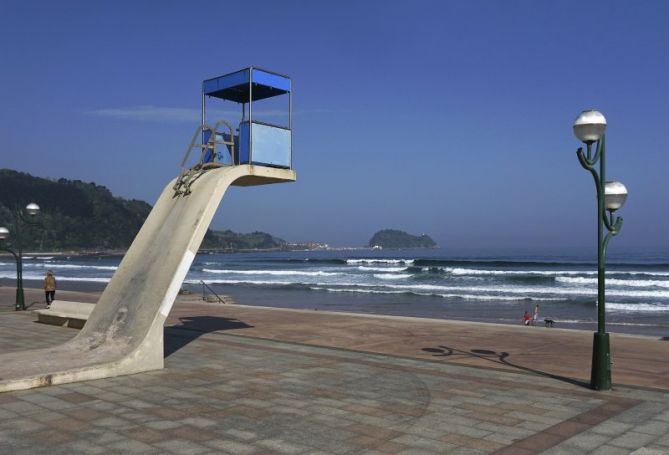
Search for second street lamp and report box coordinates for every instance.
[573,109,628,391]
[0,202,41,311]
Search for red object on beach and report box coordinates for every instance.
[523,311,531,326]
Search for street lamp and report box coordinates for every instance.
[0,202,41,311]
[573,109,628,390]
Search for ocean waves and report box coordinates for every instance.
[190,278,669,301]
[3,251,669,316]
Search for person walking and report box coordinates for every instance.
[533,304,539,326]
[44,270,56,308]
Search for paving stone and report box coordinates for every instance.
[630,448,669,455]
[256,438,310,454]
[391,434,449,453]
[106,439,161,454]
[224,428,258,441]
[153,439,211,454]
[204,438,258,454]
[542,445,588,455]
[590,420,635,436]
[145,420,182,430]
[60,440,108,454]
[590,445,638,455]
[557,432,610,451]
[633,419,669,436]
[609,431,659,450]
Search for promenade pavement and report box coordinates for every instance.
[0,292,668,454]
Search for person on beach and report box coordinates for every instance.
[533,304,539,326]
[43,270,56,308]
[523,310,531,326]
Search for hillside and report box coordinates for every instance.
[0,169,286,252]
[368,229,436,249]
[0,169,152,251]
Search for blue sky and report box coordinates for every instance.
[1,0,668,249]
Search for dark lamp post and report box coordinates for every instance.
[0,203,42,311]
[573,109,628,391]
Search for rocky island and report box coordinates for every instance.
[368,229,437,249]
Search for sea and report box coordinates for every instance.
[2,247,669,337]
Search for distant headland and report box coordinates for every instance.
[368,229,437,249]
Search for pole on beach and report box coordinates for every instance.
[573,110,628,391]
[0,202,41,311]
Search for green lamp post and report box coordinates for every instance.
[573,109,628,391]
[0,202,41,311]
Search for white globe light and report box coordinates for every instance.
[25,202,40,216]
[573,109,607,143]
[0,227,9,240]
[604,181,628,212]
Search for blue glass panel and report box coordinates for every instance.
[239,122,251,164]
[238,122,290,168]
[251,122,291,168]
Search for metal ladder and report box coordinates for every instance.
[173,120,236,197]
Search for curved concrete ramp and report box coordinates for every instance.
[0,165,295,392]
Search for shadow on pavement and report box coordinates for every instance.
[422,345,590,389]
[164,316,253,357]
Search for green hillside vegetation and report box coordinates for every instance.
[0,169,286,252]
[368,229,436,249]
[0,169,151,251]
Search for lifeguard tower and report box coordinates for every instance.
[175,67,295,194]
[0,68,296,393]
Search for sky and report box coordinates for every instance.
[1,0,668,250]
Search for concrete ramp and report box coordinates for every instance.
[0,165,295,392]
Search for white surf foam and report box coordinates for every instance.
[380,283,669,299]
[187,279,294,286]
[25,263,118,271]
[448,267,669,278]
[53,276,111,283]
[448,268,591,277]
[202,268,340,277]
[607,303,669,312]
[309,286,561,301]
[310,287,408,295]
[557,276,669,288]
[6,271,111,283]
[346,259,414,265]
[373,273,412,280]
[359,266,408,272]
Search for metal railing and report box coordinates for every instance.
[199,280,226,304]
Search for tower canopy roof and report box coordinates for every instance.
[203,67,291,103]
